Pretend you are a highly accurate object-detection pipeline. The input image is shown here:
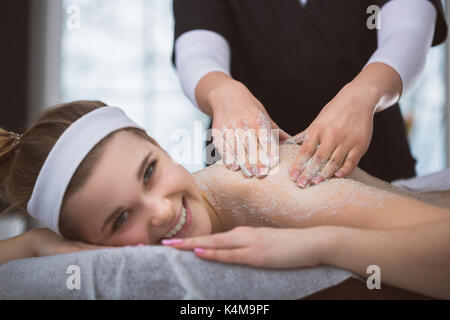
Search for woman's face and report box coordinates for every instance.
[62,130,214,246]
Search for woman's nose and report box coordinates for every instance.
[147,199,174,227]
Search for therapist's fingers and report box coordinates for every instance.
[238,120,267,177]
[289,130,319,181]
[256,126,280,170]
[269,128,281,168]
[233,123,256,178]
[252,129,272,177]
[278,127,292,142]
[296,142,334,188]
[255,111,279,170]
[312,145,347,184]
[284,130,307,145]
[212,126,228,166]
[214,126,238,170]
[334,147,364,178]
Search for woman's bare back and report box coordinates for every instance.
[193,144,450,231]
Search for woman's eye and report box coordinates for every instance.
[144,160,156,183]
[113,211,128,232]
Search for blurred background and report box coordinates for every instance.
[1,0,449,176]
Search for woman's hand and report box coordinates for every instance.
[162,226,332,269]
[198,72,291,178]
[289,83,376,188]
[29,228,112,257]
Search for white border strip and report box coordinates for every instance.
[446,0,450,167]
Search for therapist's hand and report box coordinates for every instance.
[289,62,403,188]
[162,226,333,269]
[196,72,291,178]
[289,83,376,188]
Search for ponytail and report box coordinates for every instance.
[0,128,22,214]
[0,100,107,218]
[0,128,21,188]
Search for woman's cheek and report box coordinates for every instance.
[114,224,148,246]
[190,211,212,237]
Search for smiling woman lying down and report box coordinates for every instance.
[0,100,449,299]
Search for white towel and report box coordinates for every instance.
[393,168,450,192]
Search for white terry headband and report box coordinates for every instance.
[27,106,146,235]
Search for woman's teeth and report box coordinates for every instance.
[162,206,187,239]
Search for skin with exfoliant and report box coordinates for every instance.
[60,130,450,247]
[2,126,450,299]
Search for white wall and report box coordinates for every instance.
[27,0,62,124]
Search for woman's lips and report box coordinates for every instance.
[171,196,192,238]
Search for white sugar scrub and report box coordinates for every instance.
[193,144,450,231]
[256,111,272,130]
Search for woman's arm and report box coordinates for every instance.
[0,230,36,266]
[349,166,450,209]
[0,228,111,266]
[166,221,450,299]
[323,219,450,299]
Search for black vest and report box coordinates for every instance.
[173,0,447,182]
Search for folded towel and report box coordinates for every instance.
[392,168,450,192]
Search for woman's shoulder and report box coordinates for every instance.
[192,143,372,192]
[192,144,298,194]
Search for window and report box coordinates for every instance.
[399,44,447,175]
[59,0,448,176]
[61,0,210,173]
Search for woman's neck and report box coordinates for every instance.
[196,177,237,233]
[193,168,243,233]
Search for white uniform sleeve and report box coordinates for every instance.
[365,0,437,95]
[174,29,231,109]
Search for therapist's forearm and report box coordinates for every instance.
[195,71,238,117]
[322,220,450,299]
[348,61,403,113]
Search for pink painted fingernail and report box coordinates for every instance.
[260,166,269,176]
[231,163,240,171]
[194,248,205,253]
[311,176,323,185]
[335,170,344,178]
[256,166,269,177]
[135,243,145,247]
[241,165,254,177]
[226,160,239,171]
[297,177,308,188]
[162,239,184,245]
[290,169,301,181]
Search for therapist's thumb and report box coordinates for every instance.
[278,129,292,141]
[271,123,292,142]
